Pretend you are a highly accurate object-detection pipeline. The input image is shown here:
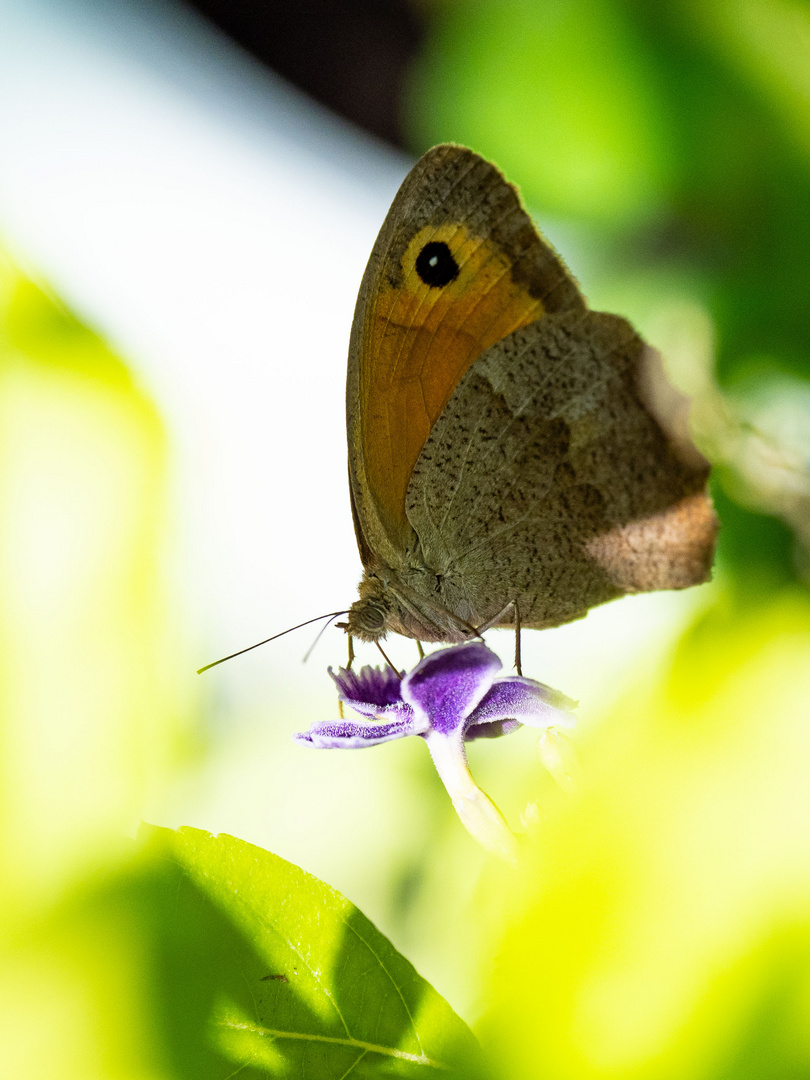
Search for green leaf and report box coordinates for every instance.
[139,825,488,1079]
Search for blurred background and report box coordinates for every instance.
[0,0,809,1076]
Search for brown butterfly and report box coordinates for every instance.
[344,144,717,645]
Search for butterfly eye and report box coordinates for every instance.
[415,241,460,287]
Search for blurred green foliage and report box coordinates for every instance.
[0,253,189,911]
[478,585,810,1080]
[0,252,190,1075]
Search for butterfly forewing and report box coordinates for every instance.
[347,144,585,567]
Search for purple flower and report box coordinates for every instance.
[294,642,576,862]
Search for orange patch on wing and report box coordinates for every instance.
[360,223,545,536]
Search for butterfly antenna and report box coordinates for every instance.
[302,612,343,664]
[197,611,349,674]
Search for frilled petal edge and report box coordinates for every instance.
[329,664,404,708]
[327,665,413,723]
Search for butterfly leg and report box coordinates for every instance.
[337,635,356,719]
[416,640,425,660]
[513,599,522,676]
[473,599,522,672]
[475,600,515,636]
[375,639,402,678]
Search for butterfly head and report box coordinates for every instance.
[346,571,478,644]
[345,594,391,642]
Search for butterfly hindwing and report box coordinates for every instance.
[404,310,717,630]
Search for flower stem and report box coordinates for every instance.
[425,731,518,865]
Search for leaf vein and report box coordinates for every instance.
[340,918,424,1054]
[217,1020,447,1070]
[336,1048,367,1080]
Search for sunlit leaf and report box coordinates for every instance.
[141,825,488,1079]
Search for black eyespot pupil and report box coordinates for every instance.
[415,241,459,287]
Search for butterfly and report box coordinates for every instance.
[344,144,717,644]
